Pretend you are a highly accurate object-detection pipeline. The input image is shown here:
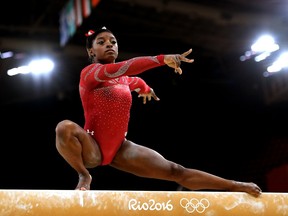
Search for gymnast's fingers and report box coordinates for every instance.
[181,49,194,63]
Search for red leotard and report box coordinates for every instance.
[79,55,165,165]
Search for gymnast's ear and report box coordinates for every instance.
[87,48,95,57]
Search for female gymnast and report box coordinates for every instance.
[55,27,262,197]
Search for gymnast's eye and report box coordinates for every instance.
[97,40,104,45]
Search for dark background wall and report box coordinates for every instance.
[0,0,288,192]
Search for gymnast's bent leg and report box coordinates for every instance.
[55,119,102,190]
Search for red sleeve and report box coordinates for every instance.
[80,55,165,91]
[127,76,151,94]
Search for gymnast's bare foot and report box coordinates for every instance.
[231,181,262,197]
[75,174,92,190]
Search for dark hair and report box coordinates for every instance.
[85,27,113,49]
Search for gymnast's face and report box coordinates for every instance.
[89,31,118,64]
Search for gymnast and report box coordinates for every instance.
[55,27,262,197]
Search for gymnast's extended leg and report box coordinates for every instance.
[110,139,262,197]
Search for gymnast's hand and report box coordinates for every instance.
[164,48,194,75]
[138,88,160,104]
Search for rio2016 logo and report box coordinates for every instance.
[128,199,173,211]
[128,197,210,213]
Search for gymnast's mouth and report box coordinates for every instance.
[105,49,115,53]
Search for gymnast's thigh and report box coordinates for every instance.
[110,139,175,178]
[77,129,102,167]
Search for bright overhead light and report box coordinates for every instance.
[7,58,55,76]
[29,58,54,74]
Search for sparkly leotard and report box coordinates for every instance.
[79,55,165,165]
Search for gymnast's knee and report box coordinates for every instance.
[169,163,185,180]
[55,120,78,142]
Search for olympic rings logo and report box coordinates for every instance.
[180,198,210,213]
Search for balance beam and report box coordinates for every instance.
[0,190,287,216]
